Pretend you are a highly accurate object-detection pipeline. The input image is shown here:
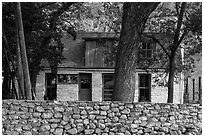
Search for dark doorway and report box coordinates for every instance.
[102,73,114,101]
[45,73,57,100]
[79,73,92,101]
[138,74,151,102]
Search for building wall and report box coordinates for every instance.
[36,70,184,103]
[35,71,45,100]
[2,100,202,135]
[134,71,184,104]
[57,84,78,101]
[186,54,202,102]
[92,73,103,101]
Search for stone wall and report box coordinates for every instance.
[2,100,202,135]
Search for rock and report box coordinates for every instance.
[170,130,178,135]
[120,114,127,119]
[54,112,63,118]
[89,115,95,120]
[119,106,125,110]
[139,116,147,121]
[64,124,72,130]
[54,106,64,112]
[121,108,130,114]
[51,124,58,129]
[63,115,70,121]
[67,128,77,135]
[83,119,89,125]
[39,124,50,132]
[41,112,53,119]
[108,112,115,117]
[138,129,144,134]
[131,124,138,129]
[48,119,60,123]
[130,128,138,133]
[159,117,166,122]
[113,123,122,128]
[98,123,106,129]
[89,123,96,129]
[36,106,44,112]
[94,105,100,110]
[54,128,63,135]
[125,131,131,135]
[111,103,118,108]
[95,128,102,134]
[23,131,32,135]
[14,124,23,132]
[85,129,95,135]
[39,131,50,135]
[144,128,151,133]
[195,122,202,129]
[160,127,169,133]
[111,108,119,112]
[22,124,32,130]
[140,121,147,127]
[61,120,68,125]
[101,106,110,111]
[81,110,87,115]
[73,114,80,119]
[100,111,107,115]
[32,112,41,118]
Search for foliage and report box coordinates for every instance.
[143,2,202,86]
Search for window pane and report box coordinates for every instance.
[58,74,78,84]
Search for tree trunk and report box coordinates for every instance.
[113,2,159,102]
[15,7,25,99]
[167,54,176,103]
[16,2,32,100]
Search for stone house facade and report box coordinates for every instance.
[35,32,184,103]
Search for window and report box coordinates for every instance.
[139,74,151,102]
[58,74,78,84]
[103,73,114,101]
[139,42,153,59]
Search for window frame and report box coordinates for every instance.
[138,73,151,102]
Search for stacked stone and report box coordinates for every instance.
[2,100,202,135]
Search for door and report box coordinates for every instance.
[79,73,92,101]
[45,73,57,100]
[102,73,114,101]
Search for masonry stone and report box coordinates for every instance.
[2,100,202,135]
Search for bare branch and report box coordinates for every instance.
[143,34,171,57]
[173,2,186,47]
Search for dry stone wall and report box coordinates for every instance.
[2,100,202,135]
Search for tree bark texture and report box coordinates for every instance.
[167,2,186,103]
[113,2,159,102]
[167,54,175,103]
[16,2,32,100]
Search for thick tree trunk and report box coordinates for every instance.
[167,54,175,103]
[113,2,159,102]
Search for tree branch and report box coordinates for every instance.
[49,2,75,29]
[173,2,186,47]
[175,29,188,50]
[144,34,171,57]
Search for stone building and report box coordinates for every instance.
[35,32,185,103]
